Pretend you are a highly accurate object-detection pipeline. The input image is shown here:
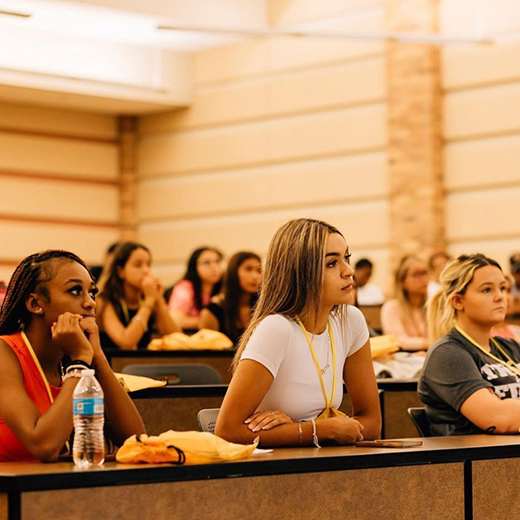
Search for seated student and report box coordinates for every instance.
[491,275,520,342]
[353,258,385,306]
[89,241,120,283]
[419,254,520,435]
[168,247,223,330]
[0,250,145,462]
[509,253,520,317]
[215,218,381,447]
[427,251,451,300]
[199,251,261,345]
[97,242,178,350]
[381,255,429,351]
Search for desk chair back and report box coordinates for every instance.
[197,408,220,434]
[407,407,431,437]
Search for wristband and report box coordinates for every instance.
[311,419,321,449]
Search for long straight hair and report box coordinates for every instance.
[428,253,502,342]
[0,250,91,335]
[232,218,344,371]
[181,247,223,311]
[97,242,150,309]
[394,255,427,329]
[221,251,261,343]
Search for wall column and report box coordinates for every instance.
[119,116,139,241]
[386,0,445,268]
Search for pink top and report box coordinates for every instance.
[168,280,211,317]
[380,298,428,351]
[491,323,520,343]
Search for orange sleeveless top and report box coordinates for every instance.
[0,333,61,462]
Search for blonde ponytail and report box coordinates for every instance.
[427,289,455,343]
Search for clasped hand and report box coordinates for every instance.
[51,312,98,363]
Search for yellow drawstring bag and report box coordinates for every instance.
[369,335,400,359]
[116,430,258,465]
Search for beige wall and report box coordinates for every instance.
[442,35,520,274]
[0,103,120,283]
[138,10,391,292]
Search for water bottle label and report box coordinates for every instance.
[74,398,104,415]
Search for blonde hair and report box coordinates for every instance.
[232,218,344,372]
[394,255,427,329]
[427,253,502,342]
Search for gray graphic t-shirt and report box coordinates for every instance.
[418,328,520,435]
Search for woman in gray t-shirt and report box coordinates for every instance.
[419,253,520,435]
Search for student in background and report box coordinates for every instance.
[89,242,120,283]
[491,275,520,342]
[216,218,381,447]
[199,251,261,345]
[168,247,223,330]
[97,242,178,350]
[381,255,429,351]
[509,253,520,317]
[353,258,385,306]
[427,251,451,300]
[0,250,144,462]
[419,254,520,435]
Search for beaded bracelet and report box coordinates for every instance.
[311,419,321,449]
[62,368,85,383]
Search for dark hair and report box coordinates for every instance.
[106,242,120,256]
[0,250,92,335]
[98,242,150,309]
[221,252,261,343]
[355,258,373,270]
[182,247,223,311]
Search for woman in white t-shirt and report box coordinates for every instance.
[215,218,381,447]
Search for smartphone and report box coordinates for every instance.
[355,440,423,449]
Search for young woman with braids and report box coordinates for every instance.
[0,250,145,462]
[215,219,381,447]
[199,251,261,345]
[419,254,520,435]
[96,242,178,351]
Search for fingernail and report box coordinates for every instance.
[252,427,259,432]
[244,419,251,424]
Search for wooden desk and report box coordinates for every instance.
[2,435,520,520]
[131,381,416,439]
[106,349,235,383]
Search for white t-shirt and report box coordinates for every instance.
[356,283,385,306]
[240,306,369,421]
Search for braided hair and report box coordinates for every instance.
[0,250,91,335]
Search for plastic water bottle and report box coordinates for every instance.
[73,369,105,467]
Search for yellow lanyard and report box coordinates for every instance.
[120,299,141,324]
[455,325,520,378]
[296,316,337,411]
[21,331,71,453]
[21,331,56,404]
